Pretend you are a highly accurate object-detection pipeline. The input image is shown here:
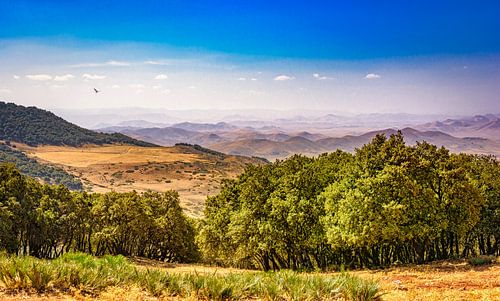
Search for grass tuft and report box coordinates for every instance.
[0,253,382,300]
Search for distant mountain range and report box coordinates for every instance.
[100,118,500,160]
[417,114,500,140]
[210,128,499,159]
[3,101,498,160]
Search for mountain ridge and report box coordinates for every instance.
[0,101,156,147]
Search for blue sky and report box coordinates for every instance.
[0,1,499,114]
[2,1,499,58]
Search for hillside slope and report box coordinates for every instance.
[0,143,82,190]
[0,102,155,147]
[18,143,267,216]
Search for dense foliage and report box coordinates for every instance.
[199,132,499,270]
[0,163,198,262]
[0,101,155,147]
[0,143,82,190]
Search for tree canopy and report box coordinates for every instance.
[199,132,499,270]
[0,163,198,261]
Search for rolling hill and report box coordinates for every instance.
[106,122,500,160]
[0,102,268,215]
[210,128,500,159]
[417,114,500,140]
[0,101,155,147]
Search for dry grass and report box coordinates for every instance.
[15,144,261,217]
[131,258,500,301]
[0,254,381,301]
[1,255,498,300]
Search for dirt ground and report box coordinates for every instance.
[351,260,500,301]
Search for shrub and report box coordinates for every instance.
[468,255,495,266]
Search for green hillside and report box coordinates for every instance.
[0,143,82,190]
[0,101,155,147]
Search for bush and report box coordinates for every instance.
[468,255,495,266]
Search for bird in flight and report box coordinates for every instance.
[94,88,100,93]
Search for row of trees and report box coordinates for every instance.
[1,132,498,270]
[198,133,499,270]
[0,163,198,262]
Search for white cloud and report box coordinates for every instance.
[162,89,171,95]
[70,60,130,68]
[250,78,258,81]
[130,84,145,89]
[313,73,333,80]
[0,88,12,93]
[152,84,162,90]
[26,74,52,81]
[145,60,170,66]
[107,60,130,66]
[54,74,75,81]
[274,75,294,81]
[111,84,120,89]
[154,74,168,80]
[82,74,106,80]
[13,75,20,80]
[237,77,246,81]
[50,84,65,89]
[365,73,381,79]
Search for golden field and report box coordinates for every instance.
[16,143,264,216]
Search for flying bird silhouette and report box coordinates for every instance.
[94,88,100,93]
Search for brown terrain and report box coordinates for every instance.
[106,119,500,160]
[15,143,266,217]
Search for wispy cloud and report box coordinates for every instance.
[0,88,12,93]
[313,73,333,80]
[162,89,171,95]
[111,84,120,89]
[145,60,171,66]
[152,84,162,90]
[50,84,65,89]
[274,75,294,81]
[13,75,20,80]
[154,74,168,80]
[129,84,146,89]
[54,74,75,81]
[237,77,246,81]
[82,74,106,80]
[365,73,381,79]
[26,74,53,81]
[70,60,131,68]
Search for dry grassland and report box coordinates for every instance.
[16,144,261,216]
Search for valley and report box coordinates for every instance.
[16,143,265,216]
